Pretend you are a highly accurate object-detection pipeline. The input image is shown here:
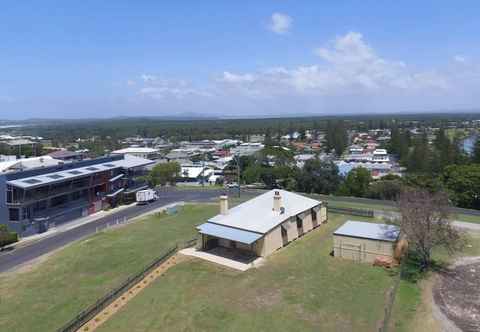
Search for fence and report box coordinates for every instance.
[378,258,406,332]
[57,238,197,332]
[328,206,375,218]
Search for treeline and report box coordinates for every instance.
[15,113,478,147]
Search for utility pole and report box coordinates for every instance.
[236,154,240,198]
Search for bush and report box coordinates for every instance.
[0,227,18,247]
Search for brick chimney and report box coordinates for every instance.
[220,195,229,215]
[273,190,282,213]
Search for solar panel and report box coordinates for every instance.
[69,170,83,175]
[85,167,99,171]
[22,179,42,184]
[47,174,64,179]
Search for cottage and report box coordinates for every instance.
[333,221,400,263]
[196,190,327,258]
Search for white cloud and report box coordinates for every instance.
[126,32,479,115]
[126,80,136,86]
[219,32,450,98]
[268,12,292,35]
[140,74,158,83]
[221,71,256,83]
[135,77,213,100]
[453,55,467,63]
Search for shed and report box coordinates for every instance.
[333,221,400,263]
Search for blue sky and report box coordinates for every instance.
[1,1,479,119]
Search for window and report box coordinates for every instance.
[9,208,20,221]
[22,208,30,220]
[296,216,303,229]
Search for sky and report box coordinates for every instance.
[0,1,480,119]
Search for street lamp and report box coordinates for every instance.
[233,153,241,198]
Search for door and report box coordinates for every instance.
[204,237,218,250]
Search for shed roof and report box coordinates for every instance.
[197,223,263,244]
[207,189,321,234]
[333,221,399,242]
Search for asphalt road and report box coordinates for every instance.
[0,188,229,273]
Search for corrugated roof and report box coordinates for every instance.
[333,221,399,242]
[208,189,321,234]
[197,223,263,244]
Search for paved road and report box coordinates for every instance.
[0,188,229,273]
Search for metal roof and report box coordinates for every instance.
[112,147,159,154]
[333,221,399,242]
[208,189,321,234]
[6,155,153,189]
[197,223,263,244]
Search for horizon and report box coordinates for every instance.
[1,1,480,119]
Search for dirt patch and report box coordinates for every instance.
[433,257,480,332]
[241,288,283,310]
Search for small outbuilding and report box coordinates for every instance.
[333,221,400,263]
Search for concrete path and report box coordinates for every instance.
[452,220,480,232]
[179,248,264,271]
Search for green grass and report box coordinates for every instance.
[0,204,217,332]
[97,213,395,332]
[455,213,480,223]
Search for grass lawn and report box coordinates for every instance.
[0,204,217,332]
[97,213,396,332]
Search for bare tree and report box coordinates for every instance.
[396,188,464,270]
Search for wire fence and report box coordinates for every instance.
[328,206,375,218]
[378,258,406,332]
[57,238,197,332]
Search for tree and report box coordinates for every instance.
[396,188,464,270]
[242,164,263,184]
[407,132,431,173]
[367,178,403,200]
[338,167,372,197]
[473,137,480,164]
[295,159,341,194]
[326,120,348,156]
[442,164,480,209]
[149,162,181,186]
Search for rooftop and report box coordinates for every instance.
[112,147,159,154]
[6,155,153,189]
[333,221,399,242]
[207,189,321,234]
